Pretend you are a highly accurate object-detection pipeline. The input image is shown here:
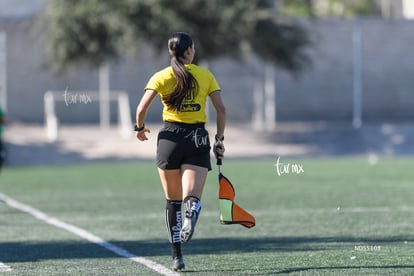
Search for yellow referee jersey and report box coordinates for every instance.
[144,64,221,124]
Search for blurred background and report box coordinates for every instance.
[1,0,414,166]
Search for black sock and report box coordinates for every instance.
[165,200,182,258]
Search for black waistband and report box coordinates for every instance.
[164,121,205,129]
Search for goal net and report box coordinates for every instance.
[43,90,133,141]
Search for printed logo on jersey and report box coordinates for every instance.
[181,103,201,112]
[180,86,201,112]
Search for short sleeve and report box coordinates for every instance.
[208,72,221,95]
[144,74,161,93]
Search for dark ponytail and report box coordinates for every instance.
[164,32,198,111]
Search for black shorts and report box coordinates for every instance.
[157,122,211,170]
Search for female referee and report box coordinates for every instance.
[135,32,226,271]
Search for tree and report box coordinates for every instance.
[43,0,125,70]
[42,0,311,128]
[43,0,310,73]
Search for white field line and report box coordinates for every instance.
[0,262,12,272]
[0,193,179,276]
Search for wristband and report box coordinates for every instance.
[215,134,224,142]
[134,124,145,132]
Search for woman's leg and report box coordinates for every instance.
[157,165,209,268]
[180,164,208,243]
[158,168,185,270]
[181,164,208,199]
[158,168,182,200]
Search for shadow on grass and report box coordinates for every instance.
[181,235,414,256]
[2,235,412,263]
[274,265,414,275]
[0,241,116,262]
[1,235,413,275]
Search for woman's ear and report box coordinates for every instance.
[185,47,192,56]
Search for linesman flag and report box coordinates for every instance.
[217,159,256,228]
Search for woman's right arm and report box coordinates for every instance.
[135,89,158,141]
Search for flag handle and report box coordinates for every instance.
[216,158,222,174]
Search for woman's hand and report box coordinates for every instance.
[136,128,151,141]
[213,135,225,159]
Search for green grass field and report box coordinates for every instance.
[1,157,414,275]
